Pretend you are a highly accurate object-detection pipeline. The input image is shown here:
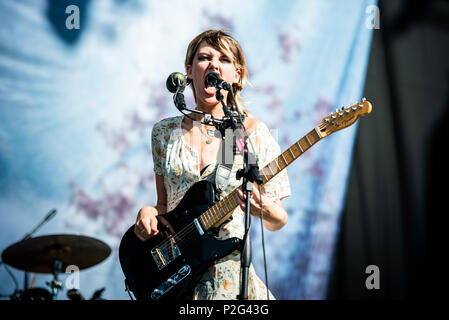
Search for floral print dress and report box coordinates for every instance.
[151,115,291,300]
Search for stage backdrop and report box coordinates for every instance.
[0,0,375,300]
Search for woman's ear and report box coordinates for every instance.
[186,65,192,80]
[234,69,241,84]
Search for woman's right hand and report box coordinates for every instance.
[134,206,159,241]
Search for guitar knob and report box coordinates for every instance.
[151,289,163,299]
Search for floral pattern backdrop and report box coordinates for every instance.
[0,0,375,299]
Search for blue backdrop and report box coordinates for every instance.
[0,0,375,300]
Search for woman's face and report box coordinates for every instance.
[186,41,240,109]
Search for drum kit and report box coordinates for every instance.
[0,209,112,301]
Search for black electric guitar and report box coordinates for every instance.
[119,99,372,300]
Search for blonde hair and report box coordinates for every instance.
[185,29,250,115]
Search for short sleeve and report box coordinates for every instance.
[250,122,291,201]
[151,121,168,176]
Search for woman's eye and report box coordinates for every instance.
[197,55,231,63]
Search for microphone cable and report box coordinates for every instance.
[258,184,269,300]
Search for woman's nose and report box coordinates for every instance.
[209,58,220,71]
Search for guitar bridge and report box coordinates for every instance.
[150,236,181,270]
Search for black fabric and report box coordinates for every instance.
[328,0,449,299]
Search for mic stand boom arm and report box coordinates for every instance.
[173,90,229,130]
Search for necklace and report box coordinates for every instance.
[202,126,216,144]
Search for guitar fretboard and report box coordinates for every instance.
[198,127,322,230]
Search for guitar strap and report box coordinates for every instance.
[215,127,244,197]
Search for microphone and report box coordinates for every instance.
[205,72,232,91]
[22,208,58,241]
[166,72,189,93]
[44,209,57,222]
[166,72,189,111]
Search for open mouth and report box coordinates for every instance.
[204,73,217,95]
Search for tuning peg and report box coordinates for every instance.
[352,106,357,111]
[332,115,336,120]
[345,109,350,114]
[358,103,363,109]
[325,118,330,123]
[362,97,366,102]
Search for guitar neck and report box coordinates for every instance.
[198,127,323,230]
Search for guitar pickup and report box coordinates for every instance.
[155,248,166,265]
[150,236,181,270]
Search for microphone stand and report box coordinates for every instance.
[214,89,262,301]
[172,85,261,300]
[173,89,230,134]
[235,134,263,300]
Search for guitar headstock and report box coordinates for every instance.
[316,98,372,138]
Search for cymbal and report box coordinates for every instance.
[1,234,111,274]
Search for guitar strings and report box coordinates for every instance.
[154,192,241,258]
[173,199,240,249]
[152,118,344,262]
[155,202,240,256]
[156,207,216,251]
[156,219,202,255]
[155,131,304,253]
[156,223,196,253]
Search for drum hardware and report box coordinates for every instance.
[1,236,111,300]
[2,234,111,273]
[67,288,85,300]
[66,287,106,300]
[21,209,58,299]
[90,287,106,300]
[1,234,111,300]
[1,209,111,300]
[45,260,63,299]
[19,287,53,301]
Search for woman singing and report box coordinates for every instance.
[134,29,291,300]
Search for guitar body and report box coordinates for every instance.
[119,180,242,301]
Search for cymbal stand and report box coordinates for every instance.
[20,209,57,297]
[46,260,63,299]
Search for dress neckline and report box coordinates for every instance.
[178,115,262,177]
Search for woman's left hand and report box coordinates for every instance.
[236,186,288,231]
